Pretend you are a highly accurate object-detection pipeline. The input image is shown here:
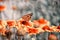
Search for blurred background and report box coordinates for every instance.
[0,0,60,40]
[0,0,60,25]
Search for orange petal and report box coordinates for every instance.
[57,26,60,29]
[7,20,16,28]
[42,25,50,30]
[27,27,38,34]
[19,20,31,26]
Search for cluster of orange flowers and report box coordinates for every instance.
[0,18,60,36]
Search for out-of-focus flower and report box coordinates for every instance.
[48,34,58,40]
[0,5,6,12]
[33,18,50,28]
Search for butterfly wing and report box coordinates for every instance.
[22,13,33,21]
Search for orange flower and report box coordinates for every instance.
[38,18,47,24]
[7,20,16,28]
[42,25,51,30]
[48,34,58,40]
[33,18,49,28]
[0,5,6,11]
[18,19,31,26]
[27,27,38,35]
